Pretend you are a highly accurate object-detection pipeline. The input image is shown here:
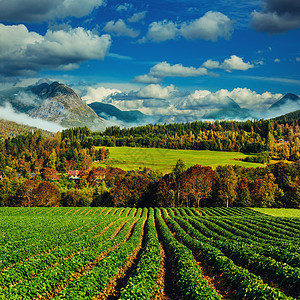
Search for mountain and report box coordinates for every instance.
[269,93,300,111]
[201,97,252,120]
[0,82,105,131]
[88,102,153,125]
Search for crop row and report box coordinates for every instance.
[54,208,148,299]
[163,212,292,299]
[0,210,141,299]
[156,208,222,299]
[180,217,300,298]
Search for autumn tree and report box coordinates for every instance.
[180,165,216,207]
[109,173,150,207]
[33,181,61,207]
[41,167,60,181]
[13,180,39,207]
[236,178,252,207]
[216,165,238,207]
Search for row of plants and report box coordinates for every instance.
[164,213,292,299]
[0,211,141,298]
[181,217,300,298]
[55,208,148,299]
[119,207,162,299]
[0,213,129,288]
[0,215,105,270]
[196,217,300,268]
[155,208,222,299]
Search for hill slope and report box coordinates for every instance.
[0,119,52,140]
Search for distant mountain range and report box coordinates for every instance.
[88,102,153,125]
[0,81,299,131]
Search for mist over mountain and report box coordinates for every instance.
[0,81,299,131]
[0,82,105,131]
[88,102,154,126]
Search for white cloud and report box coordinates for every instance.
[202,59,220,69]
[150,62,208,77]
[132,74,162,84]
[96,84,285,120]
[180,11,234,41]
[0,102,65,132]
[144,20,178,42]
[0,24,111,77]
[116,3,134,12]
[103,19,139,37]
[141,11,233,43]
[202,55,254,72]
[133,61,209,83]
[226,88,282,109]
[0,0,105,22]
[128,11,147,23]
[222,55,254,71]
[82,86,122,104]
[137,84,176,99]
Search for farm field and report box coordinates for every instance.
[96,147,264,172]
[253,208,300,218]
[1,207,299,299]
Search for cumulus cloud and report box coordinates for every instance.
[188,88,282,111]
[128,11,147,23]
[203,55,254,71]
[180,11,234,41]
[137,84,176,99]
[133,61,208,83]
[0,24,111,77]
[141,11,234,43]
[143,20,178,42]
[0,102,65,132]
[0,0,105,22]
[93,84,284,121]
[103,19,139,37]
[251,0,300,34]
[82,86,122,104]
[222,55,254,71]
[150,62,208,77]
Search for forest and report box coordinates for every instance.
[0,119,299,209]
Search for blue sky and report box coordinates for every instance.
[0,0,300,116]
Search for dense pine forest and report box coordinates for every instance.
[0,118,299,208]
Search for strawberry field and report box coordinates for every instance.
[0,207,299,299]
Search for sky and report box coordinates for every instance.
[0,0,300,120]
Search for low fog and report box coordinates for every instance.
[0,102,65,132]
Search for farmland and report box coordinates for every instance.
[1,207,299,299]
[96,147,264,172]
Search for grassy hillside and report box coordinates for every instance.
[0,119,52,140]
[252,208,300,218]
[96,147,264,172]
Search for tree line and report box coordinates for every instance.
[0,120,299,208]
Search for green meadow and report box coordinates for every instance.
[253,208,300,218]
[96,147,264,173]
